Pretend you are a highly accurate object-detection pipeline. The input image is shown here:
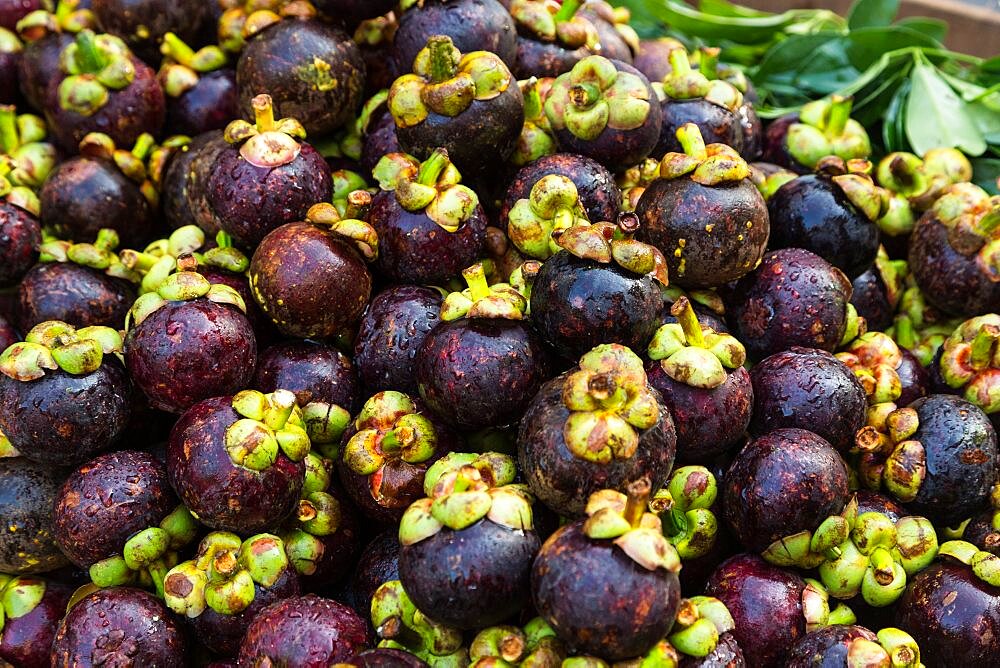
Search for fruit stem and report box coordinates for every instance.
[380,428,403,455]
[344,189,372,220]
[668,47,692,77]
[462,262,491,302]
[426,35,459,84]
[523,77,542,120]
[251,94,276,133]
[676,122,708,160]
[417,148,449,186]
[553,0,582,23]
[131,132,155,161]
[825,95,852,138]
[74,29,106,74]
[568,82,600,109]
[377,615,423,647]
[969,324,1000,370]
[623,477,652,529]
[893,315,917,350]
[975,201,1000,237]
[660,503,688,538]
[161,31,195,67]
[671,296,706,348]
[216,231,233,249]
[698,47,720,79]
[0,105,18,153]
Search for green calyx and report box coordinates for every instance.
[658,122,752,186]
[331,170,373,218]
[282,493,341,577]
[877,149,972,212]
[389,35,513,126]
[513,77,558,167]
[507,173,590,260]
[836,332,905,406]
[508,0,599,49]
[121,227,251,296]
[619,158,662,212]
[469,618,566,666]
[125,270,246,330]
[316,90,387,163]
[667,597,735,659]
[751,165,798,201]
[305,203,379,262]
[582,478,681,573]
[217,0,315,53]
[648,297,745,390]
[786,95,871,170]
[157,32,227,97]
[343,391,439,476]
[813,157,891,223]
[877,193,917,238]
[224,389,311,471]
[658,48,743,113]
[225,93,306,168]
[855,407,926,503]
[371,580,467,664]
[57,30,135,116]
[544,55,651,142]
[561,344,660,464]
[79,131,159,206]
[0,320,122,381]
[39,227,136,280]
[939,314,1000,415]
[373,150,479,233]
[930,184,1000,278]
[938,540,1000,587]
[0,575,46,633]
[400,452,530,545]
[16,0,94,41]
[649,466,719,560]
[163,532,290,618]
[800,578,856,633]
[553,216,670,285]
[440,262,528,321]
[298,401,351,459]
[0,107,56,190]
[872,628,923,668]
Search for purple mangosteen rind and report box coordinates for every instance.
[91,0,207,65]
[0,575,74,667]
[0,457,69,574]
[509,0,602,79]
[501,152,620,228]
[0,193,41,288]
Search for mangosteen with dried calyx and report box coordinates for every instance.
[207,94,332,248]
[369,149,487,284]
[894,540,1000,664]
[518,343,676,518]
[0,457,69,574]
[236,17,365,136]
[532,479,682,661]
[249,204,377,339]
[646,297,751,463]
[508,0,600,79]
[0,321,131,467]
[786,625,922,668]
[51,587,186,666]
[53,450,198,594]
[158,33,237,136]
[543,55,661,172]
[45,30,165,152]
[705,554,856,667]
[398,452,540,630]
[763,95,871,174]
[338,391,459,524]
[123,270,256,414]
[767,157,886,280]
[0,574,74,667]
[91,0,207,64]
[16,1,95,111]
[506,173,591,260]
[855,394,998,527]
[415,261,552,431]
[40,132,156,247]
[502,152,620,227]
[388,35,523,176]
[468,618,567,666]
[726,248,861,362]
[167,389,311,534]
[635,122,769,289]
[370,579,468,665]
[0,166,41,288]
[162,531,301,657]
[908,183,1000,317]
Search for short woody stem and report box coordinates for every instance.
[623,477,652,529]
[569,82,600,109]
[698,47,720,78]
[671,296,706,348]
[825,95,852,138]
[426,35,459,84]
[676,122,708,160]
[553,0,582,22]
[251,94,276,133]
[417,148,450,186]
[969,324,1000,370]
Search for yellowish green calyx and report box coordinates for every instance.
[650,466,719,560]
[667,597,735,658]
[658,123,752,186]
[440,262,528,321]
[371,580,467,663]
[837,332,905,406]
[648,297,745,390]
[57,30,135,116]
[938,314,1000,415]
[508,0,599,49]
[343,391,438,476]
[224,93,305,168]
[553,217,670,286]
[508,173,590,259]
[373,149,479,233]
[0,320,122,381]
[787,95,871,170]
[583,479,681,572]
[224,389,311,471]
[125,270,247,331]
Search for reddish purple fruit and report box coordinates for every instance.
[0,458,69,574]
[0,575,73,667]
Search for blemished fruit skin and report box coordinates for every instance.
[0,458,69,574]
[501,153,621,226]
[17,263,136,332]
[0,577,73,667]
[785,625,879,668]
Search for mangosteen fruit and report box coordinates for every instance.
[0,574,74,667]
[92,0,206,63]
[510,76,559,167]
[785,625,922,668]
[159,129,228,234]
[850,247,906,332]
[158,33,237,136]
[509,0,601,79]
[0,176,41,288]
[468,619,567,666]
[762,95,870,174]
[501,152,620,227]
[370,579,467,665]
[15,3,92,111]
[0,457,69,574]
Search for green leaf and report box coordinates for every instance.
[847,0,900,29]
[883,78,910,153]
[969,102,1000,144]
[844,27,939,71]
[894,17,947,43]
[698,0,773,18]
[972,158,1000,195]
[905,58,987,156]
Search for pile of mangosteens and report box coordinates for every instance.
[2,0,1000,665]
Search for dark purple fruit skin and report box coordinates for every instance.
[551,61,661,173]
[0,458,69,574]
[124,299,257,414]
[249,221,372,339]
[0,360,131,467]
[853,490,907,523]
[908,210,1000,317]
[51,587,186,667]
[632,39,676,83]
[894,561,1000,664]
[197,264,279,347]
[236,19,365,136]
[654,98,744,158]
[577,9,632,64]
[850,267,892,332]
[517,373,676,518]
[314,0,395,27]
[785,625,878,668]
[353,285,442,396]
[167,395,305,534]
[0,578,73,668]
[903,394,998,526]
[532,521,681,662]
[739,102,763,161]
[206,142,332,249]
[360,111,402,178]
[253,340,360,413]
[723,428,850,553]
[303,484,362,588]
[399,519,541,630]
[0,201,41,287]
[165,68,238,136]
[896,348,929,408]
[369,191,488,285]
[680,632,746,668]
[45,55,165,153]
[52,450,175,568]
[18,32,73,112]
[530,251,662,361]
[17,262,136,332]
[345,530,400,618]
[512,36,590,80]
[635,176,769,290]
[726,248,853,362]
[767,174,880,281]
[966,509,1000,555]
[40,155,154,247]
[749,348,867,454]
[0,46,20,104]
[92,0,207,64]
[0,313,16,350]
[0,0,39,30]
[646,362,752,463]
[160,129,227,234]
[344,648,429,668]
[415,317,552,430]
[705,553,806,668]
[187,568,301,657]
[237,594,371,667]
[391,0,517,75]
[499,153,621,226]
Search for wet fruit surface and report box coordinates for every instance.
[0,458,69,574]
